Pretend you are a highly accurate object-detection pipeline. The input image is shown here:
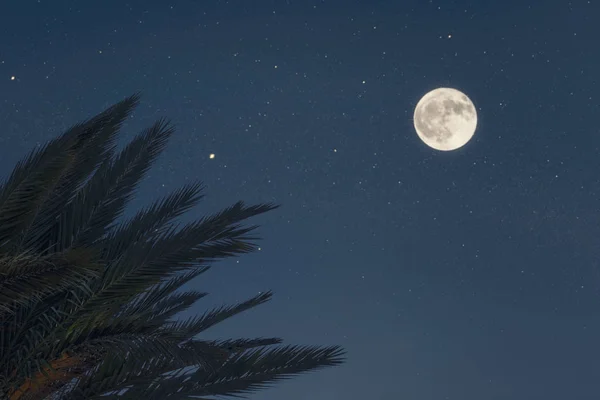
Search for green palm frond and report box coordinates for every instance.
[61,202,276,344]
[67,118,175,250]
[0,94,344,400]
[157,291,273,343]
[115,267,211,320]
[0,248,101,317]
[0,95,140,255]
[101,181,206,262]
[79,345,345,400]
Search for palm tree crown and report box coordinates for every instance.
[0,94,344,399]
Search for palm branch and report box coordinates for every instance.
[0,94,345,400]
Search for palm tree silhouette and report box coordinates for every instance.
[0,94,344,399]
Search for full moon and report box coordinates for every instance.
[413,87,477,151]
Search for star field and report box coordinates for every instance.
[0,0,599,398]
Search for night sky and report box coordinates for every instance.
[1,0,599,398]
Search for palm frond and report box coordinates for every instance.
[179,345,346,399]
[76,345,345,400]
[0,94,140,255]
[101,181,206,263]
[68,202,277,331]
[158,291,273,343]
[0,248,101,317]
[0,94,343,400]
[116,268,210,320]
[67,118,175,250]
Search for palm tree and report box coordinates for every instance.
[0,94,344,400]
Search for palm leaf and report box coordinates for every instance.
[0,94,344,400]
[0,94,140,255]
[0,248,101,317]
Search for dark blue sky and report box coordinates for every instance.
[1,0,599,398]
